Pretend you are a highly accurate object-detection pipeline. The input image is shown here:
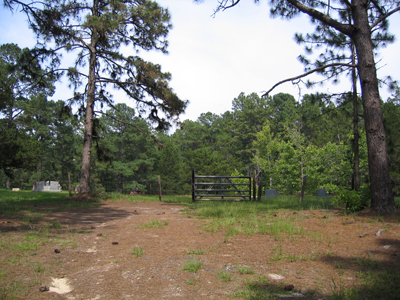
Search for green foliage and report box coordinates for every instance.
[383,95,400,196]
[183,260,202,273]
[129,247,144,257]
[335,188,370,212]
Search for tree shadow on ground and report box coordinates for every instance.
[317,238,400,300]
[0,196,137,234]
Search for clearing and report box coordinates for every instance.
[1,199,400,299]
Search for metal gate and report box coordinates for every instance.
[192,170,251,202]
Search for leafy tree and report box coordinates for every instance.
[207,0,399,212]
[4,0,187,194]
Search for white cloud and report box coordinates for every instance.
[1,0,399,123]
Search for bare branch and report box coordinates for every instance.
[262,62,356,96]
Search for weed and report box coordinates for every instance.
[327,235,336,247]
[356,251,380,268]
[130,247,144,257]
[284,253,300,262]
[308,231,324,243]
[136,220,169,229]
[52,221,62,229]
[270,244,284,261]
[34,262,45,273]
[12,241,39,252]
[186,249,204,255]
[334,260,344,269]
[232,275,287,299]
[217,271,232,282]
[0,238,10,250]
[309,251,319,261]
[330,277,346,300]
[238,266,254,275]
[77,230,93,234]
[183,260,202,273]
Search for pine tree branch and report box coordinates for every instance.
[371,6,400,29]
[262,62,356,96]
[93,110,164,149]
[285,0,353,36]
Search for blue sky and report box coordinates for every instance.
[1,0,399,123]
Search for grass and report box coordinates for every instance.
[238,266,254,275]
[186,249,205,255]
[129,246,144,257]
[217,271,233,282]
[136,220,169,228]
[190,196,336,219]
[1,190,399,300]
[183,259,202,273]
[232,275,285,299]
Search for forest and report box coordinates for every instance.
[1,0,400,213]
[2,49,400,199]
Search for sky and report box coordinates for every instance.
[1,0,400,124]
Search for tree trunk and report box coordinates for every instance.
[352,0,396,212]
[351,42,360,192]
[300,174,306,203]
[257,171,263,202]
[79,11,98,194]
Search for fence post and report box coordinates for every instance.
[158,175,162,202]
[192,170,195,202]
[257,171,263,202]
[253,170,256,201]
[68,172,72,197]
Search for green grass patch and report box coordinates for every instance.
[238,266,255,275]
[104,194,192,204]
[186,249,205,255]
[129,247,144,257]
[136,220,169,229]
[217,271,232,282]
[0,189,100,220]
[183,259,202,273]
[191,196,336,219]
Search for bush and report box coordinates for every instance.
[335,188,370,212]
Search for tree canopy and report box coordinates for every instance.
[4,0,188,193]
[207,0,399,212]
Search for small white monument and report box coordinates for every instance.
[34,181,61,192]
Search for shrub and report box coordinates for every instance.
[335,188,370,212]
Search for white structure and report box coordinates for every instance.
[34,181,61,192]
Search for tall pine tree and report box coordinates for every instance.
[4,0,187,194]
[208,0,399,212]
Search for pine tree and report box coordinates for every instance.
[209,0,399,212]
[4,0,187,193]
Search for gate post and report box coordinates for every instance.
[192,170,195,202]
[253,170,256,202]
